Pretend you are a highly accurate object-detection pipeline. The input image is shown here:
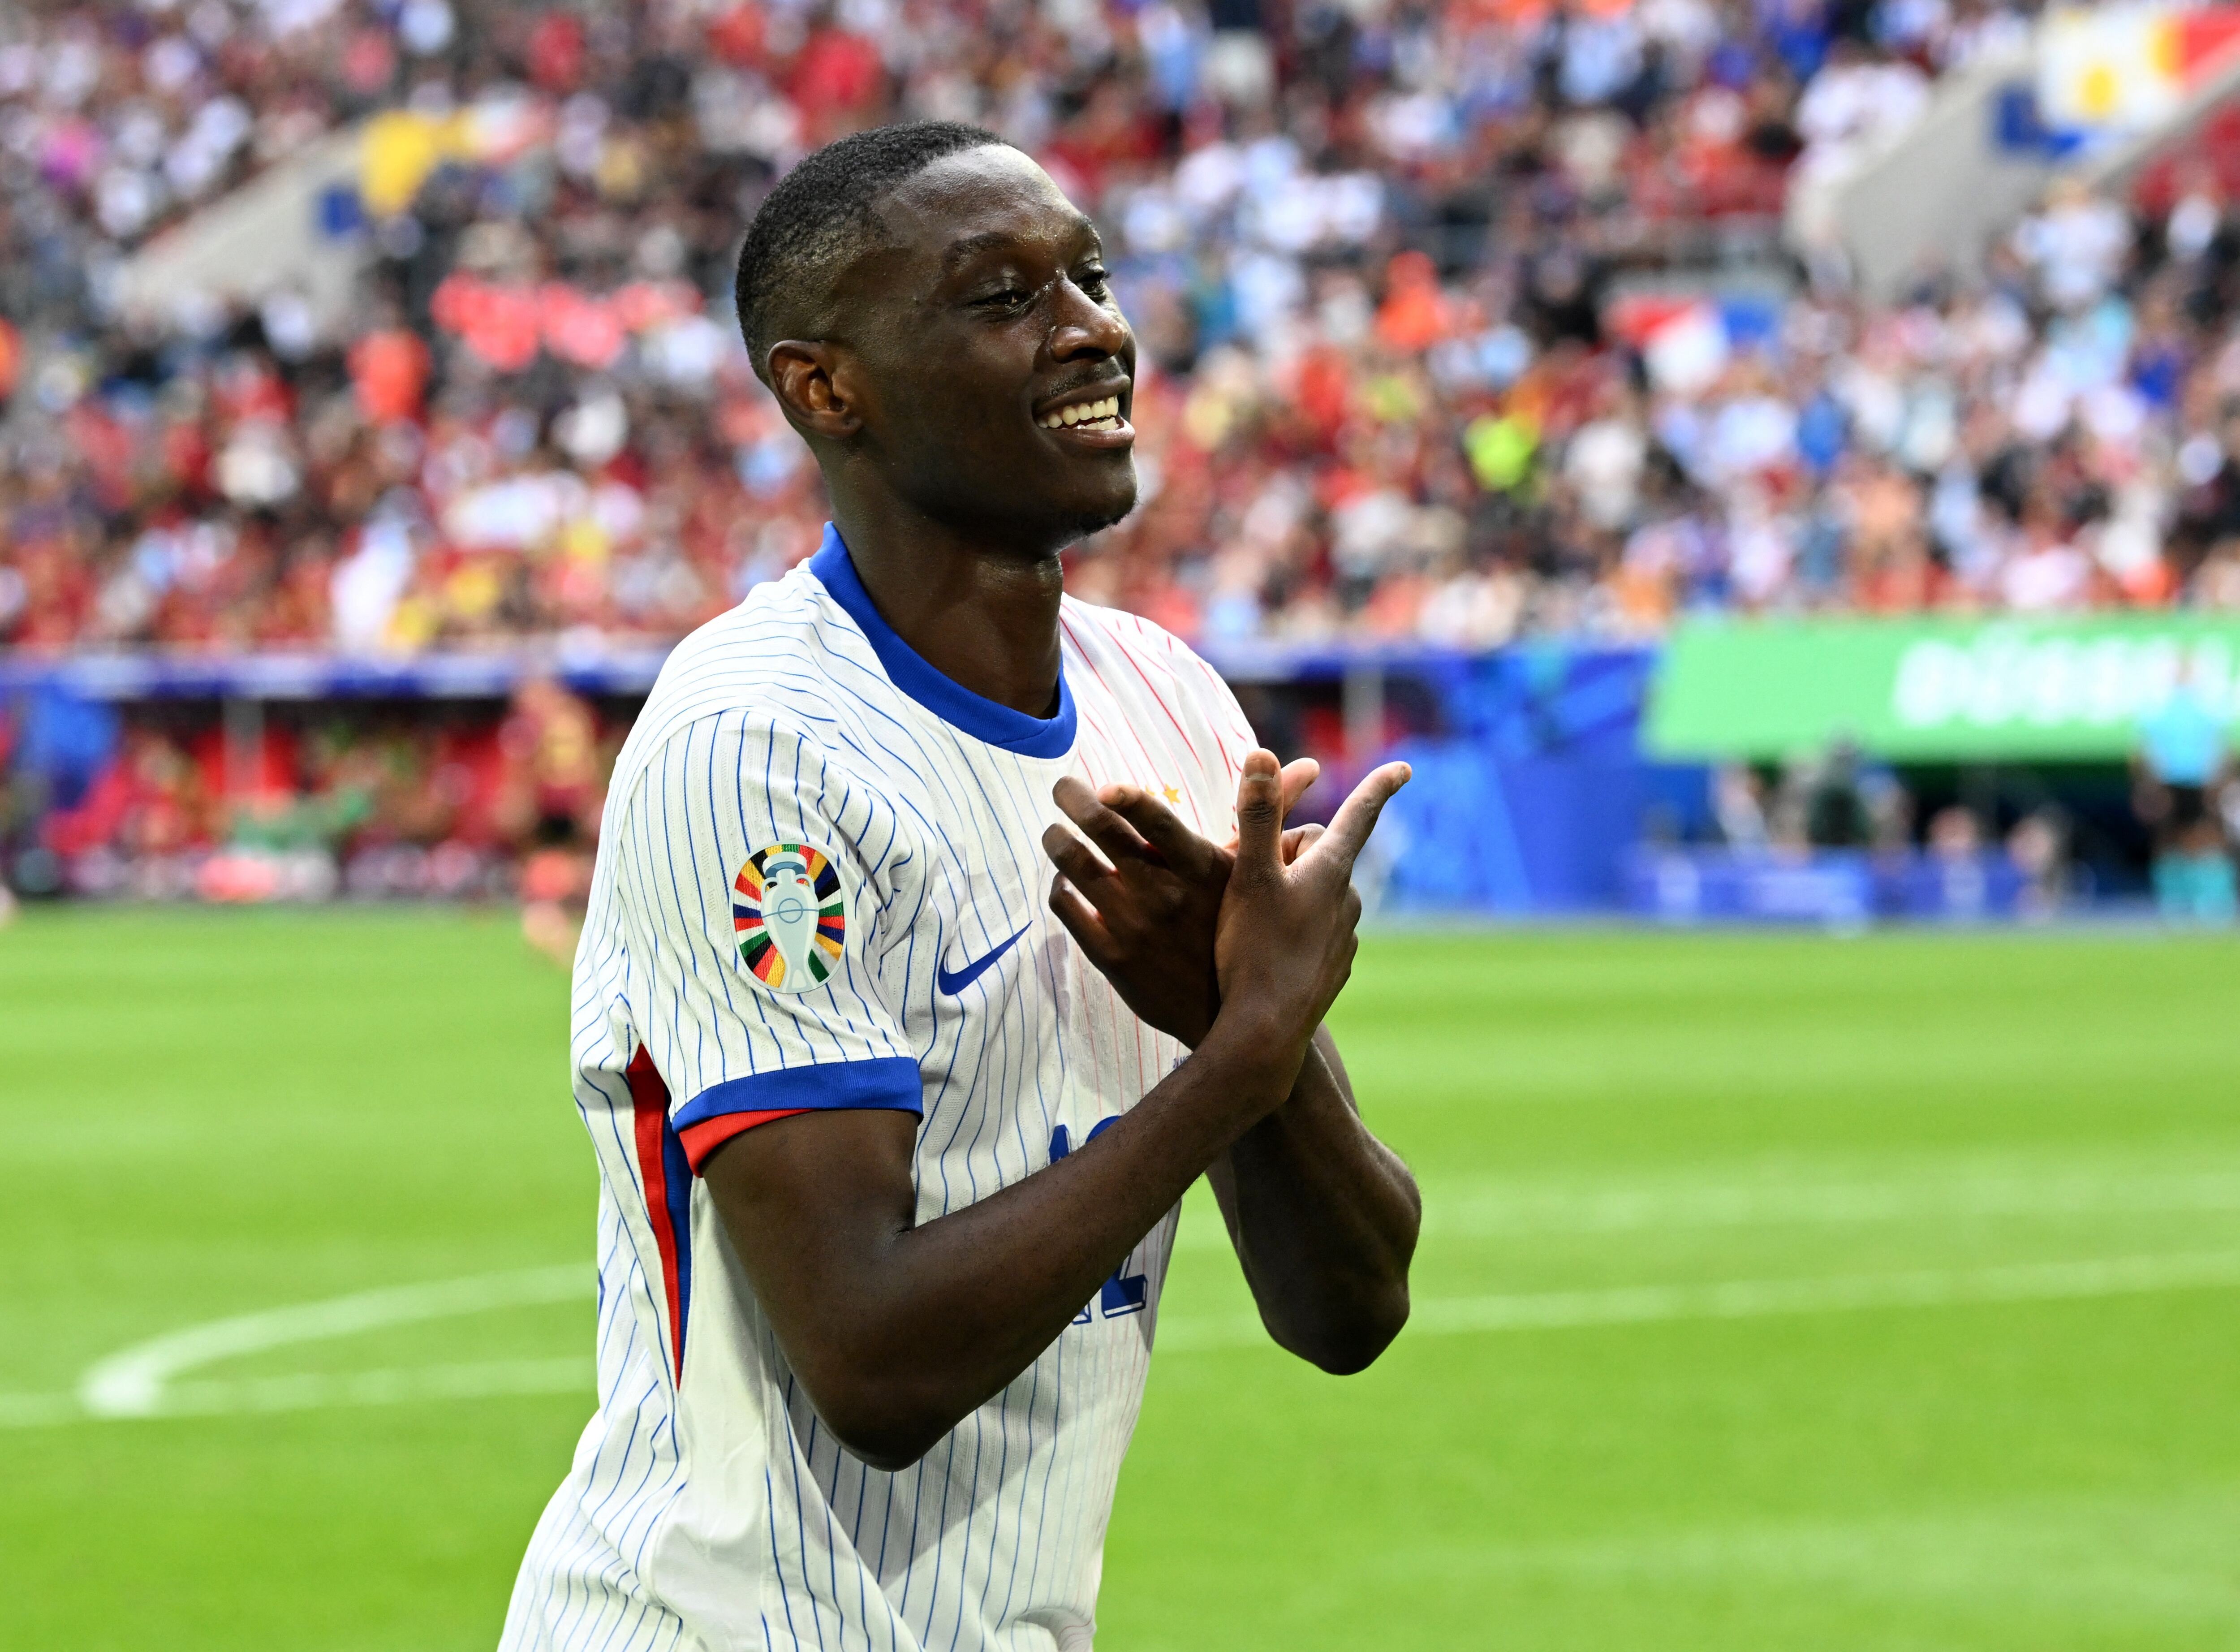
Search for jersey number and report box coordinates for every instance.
[1049,1121,1149,1322]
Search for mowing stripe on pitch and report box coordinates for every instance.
[0,1391,84,1428]
[1157,1250,2240,1349]
[1,1249,2234,1428]
[1173,1161,2240,1251]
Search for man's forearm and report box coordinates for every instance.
[710,1008,1308,1469]
[1210,1027,1420,1372]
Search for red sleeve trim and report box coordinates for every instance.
[679,1109,811,1172]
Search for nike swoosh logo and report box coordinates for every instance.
[937,925,1030,996]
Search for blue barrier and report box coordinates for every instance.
[1,639,1699,911]
[1378,648,1710,913]
[9,684,120,811]
[1624,847,2028,925]
[0,646,676,701]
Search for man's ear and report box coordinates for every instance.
[766,341,864,441]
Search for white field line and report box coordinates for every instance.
[77,1264,590,1419]
[1156,1249,2240,1350]
[1173,1168,2240,1251]
[0,1358,592,1430]
[159,1357,590,1415]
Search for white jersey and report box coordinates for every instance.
[502,525,1257,1652]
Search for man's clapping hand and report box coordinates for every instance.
[1042,750,1406,1070]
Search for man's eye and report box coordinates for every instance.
[978,288,1031,310]
[1078,268,1110,296]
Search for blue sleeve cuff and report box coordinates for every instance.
[672,1056,924,1130]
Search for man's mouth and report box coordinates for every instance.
[1038,394,1125,432]
[1033,383,1133,444]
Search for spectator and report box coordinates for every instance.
[1777,737,1911,851]
[2006,807,2072,921]
[2134,660,2236,924]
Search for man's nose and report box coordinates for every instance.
[1049,280,1129,361]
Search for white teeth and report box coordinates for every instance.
[1040,395,1124,430]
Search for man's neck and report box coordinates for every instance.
[830,501,1067,720]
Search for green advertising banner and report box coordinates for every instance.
[1647,614,2240,761]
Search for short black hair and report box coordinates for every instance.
[733,121,1010,379]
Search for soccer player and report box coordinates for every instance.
[501,121,1422,1652]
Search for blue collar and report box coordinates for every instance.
[809,522,1078,759]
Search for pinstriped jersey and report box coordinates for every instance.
[500,525,1256,1652]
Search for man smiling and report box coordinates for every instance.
[500,122,1421,1652]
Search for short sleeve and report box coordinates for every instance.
[613,709,922,1172]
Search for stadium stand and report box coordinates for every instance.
[4,0,2240,906]
[8,0,2176,656]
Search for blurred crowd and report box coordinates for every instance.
[1707,743,2082,917]
[19,0,2240,659]
[9,674,615,921]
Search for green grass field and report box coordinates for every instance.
[4,910,2238,1650]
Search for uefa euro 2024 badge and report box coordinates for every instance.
[732,843,847,993]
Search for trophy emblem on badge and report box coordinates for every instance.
[732,843,848,993]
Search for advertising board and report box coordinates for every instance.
[1647,615,2240,760]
